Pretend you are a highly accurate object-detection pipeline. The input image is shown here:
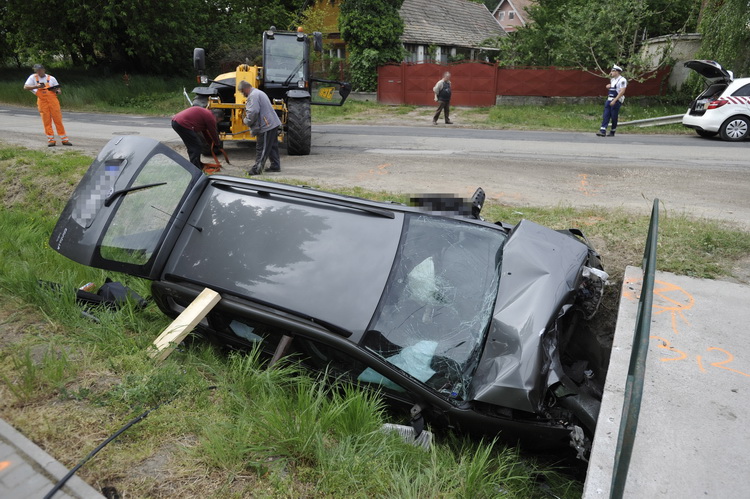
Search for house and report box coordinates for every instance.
[400,0,507,63]
[306,0,506,65]
[491,0,532,32]
[304,0,347,61]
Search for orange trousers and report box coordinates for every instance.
[36,91,68,143]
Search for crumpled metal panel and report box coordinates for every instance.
[469,220,589,414]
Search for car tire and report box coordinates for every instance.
[719,115,750,141]
[695,129,718,138]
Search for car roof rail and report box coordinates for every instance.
[211,181,396,219]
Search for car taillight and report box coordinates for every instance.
[707,99,728,110]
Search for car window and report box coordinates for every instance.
[207,314,284,355]
[731,83,750,97]
[364,214,505,402]
[297,338,410,396]
[98,154,193,265]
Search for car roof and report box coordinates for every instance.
[163,181,406,339]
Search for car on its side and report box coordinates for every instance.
[49,136,609,458]
[682,60,750,141]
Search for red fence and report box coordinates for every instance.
[377,63,671,106]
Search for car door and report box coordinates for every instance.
[729,81,750,113]
[49,136,204,279]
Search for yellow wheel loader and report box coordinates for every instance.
[190,27,351,155]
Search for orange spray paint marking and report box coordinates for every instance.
[696,355,707,373]
[624,279,695,335]
[578,174,597,197]
[706,347,750,377]
[0,461,11,472]
[357,163,392,181]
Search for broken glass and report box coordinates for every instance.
[364,215,506,401]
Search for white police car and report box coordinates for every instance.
[682,60,750,141]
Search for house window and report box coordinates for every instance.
[509,12,515,20]
[497,12,505,20]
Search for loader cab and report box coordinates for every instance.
[262,28,311,100]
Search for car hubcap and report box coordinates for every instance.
[726,120,748,139]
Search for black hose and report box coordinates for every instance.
[43,386,217,499]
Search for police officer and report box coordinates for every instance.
[597,65,627,137]
[432,72,453,125]
[23,64,72,147]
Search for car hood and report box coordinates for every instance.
[684,60,733,82]
[469,220,589,414]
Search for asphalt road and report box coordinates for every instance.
[2,105,748,228]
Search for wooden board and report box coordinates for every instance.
[149,288,221,361]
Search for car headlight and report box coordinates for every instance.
[297,80,305,88]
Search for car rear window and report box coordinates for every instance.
[363,214,506,402]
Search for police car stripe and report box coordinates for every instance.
[719,96,750,105]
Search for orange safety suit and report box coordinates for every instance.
[33,74,69,145]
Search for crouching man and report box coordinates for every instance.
[171,106,222,168]
[239,81,281,175]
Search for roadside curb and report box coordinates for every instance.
[0,418,103,498]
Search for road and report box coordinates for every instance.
[2,105,748,228]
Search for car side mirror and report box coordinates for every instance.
[313,32,323,53]
[193,48,206,72]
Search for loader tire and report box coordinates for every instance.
[286,98,311,156]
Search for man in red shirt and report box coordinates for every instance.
[171,106,223,168]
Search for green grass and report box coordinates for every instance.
[478,102,689,133]
[0,68,192,115]
[0,142,585,496]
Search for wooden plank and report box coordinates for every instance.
[268,335,294,368]
[149,288,221,361]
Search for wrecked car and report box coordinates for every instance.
[49,136,608,456]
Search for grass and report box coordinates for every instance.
[0,68,192,115]
[0,142,586,496]
[468,101,689,134]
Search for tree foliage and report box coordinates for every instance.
[339,0,405,91]
[1,0,305,74]
[494,0,700,76]
[695,0,750,76]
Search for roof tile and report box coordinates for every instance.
[400,0,506,48]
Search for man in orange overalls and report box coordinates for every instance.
[23,64,72,147]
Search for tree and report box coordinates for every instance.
[339,0,405,91]
[2,0,306,74]
[495,0,700,77]
[695,0,750,76]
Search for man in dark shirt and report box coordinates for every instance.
[432,72,453,125]
[171,106,222,168]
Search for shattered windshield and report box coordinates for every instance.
[363,215,505,401]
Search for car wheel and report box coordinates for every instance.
[695,129,718,138]
[719,116,750,141]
